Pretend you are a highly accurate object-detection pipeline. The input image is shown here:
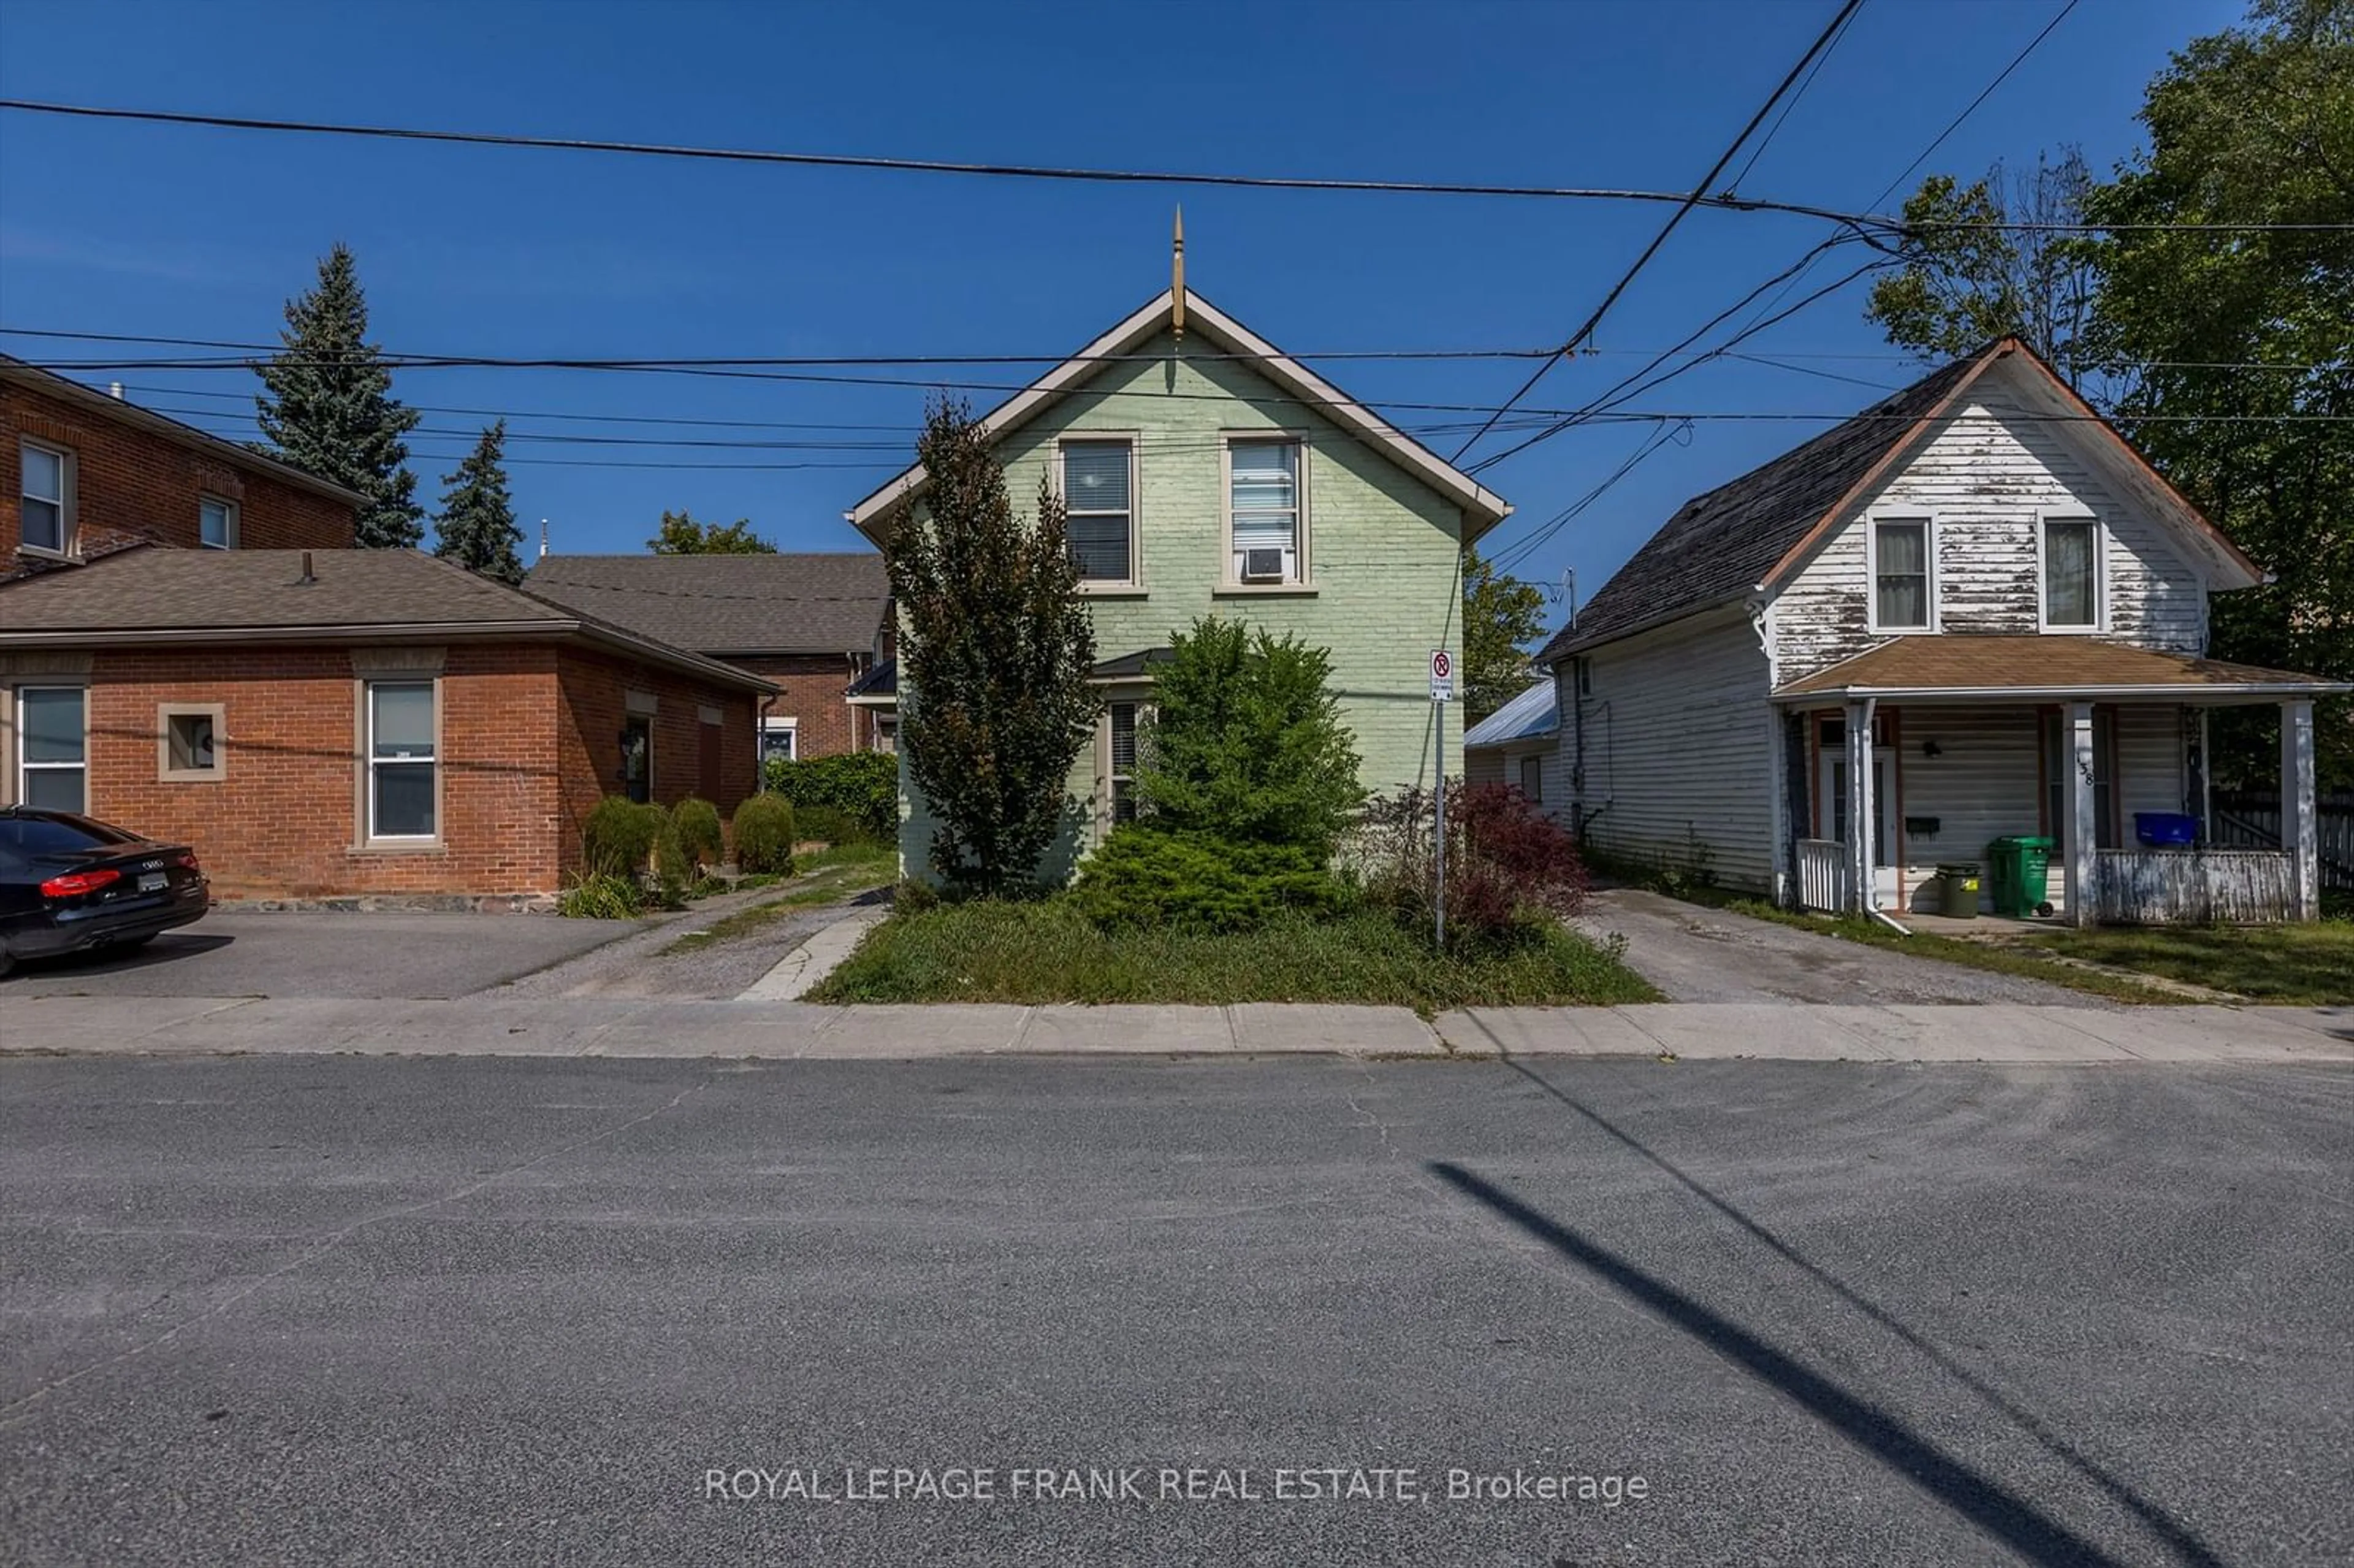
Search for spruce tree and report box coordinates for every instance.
[432,422,524,584]
[254,243,425,549]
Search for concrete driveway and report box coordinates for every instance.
[1,907,641,1000]
[1579,888,2105,1005]
[2,1053,2347,1565]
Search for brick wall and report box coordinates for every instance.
[70,643,564,900]
[725,653,872,756]
[552,648,761,877]
[2,381,356,574]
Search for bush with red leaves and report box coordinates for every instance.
[1351,782,1590,948]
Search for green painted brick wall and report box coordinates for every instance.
[897,329,1471,883]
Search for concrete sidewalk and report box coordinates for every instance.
[3,992,2347,1064]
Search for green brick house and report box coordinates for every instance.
[847,286,1512,883]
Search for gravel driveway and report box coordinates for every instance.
[1577,888,2108,1006]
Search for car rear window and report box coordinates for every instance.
[0,813,139,858]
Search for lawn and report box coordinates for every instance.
[2022,921,2354,1006]
[806,900,1658,1015]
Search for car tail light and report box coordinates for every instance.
[40,867,122,899]
[172,851,201,870]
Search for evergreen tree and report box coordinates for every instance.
[887,398,1099,894]
[254,243,425,549]
[432,422,524,584]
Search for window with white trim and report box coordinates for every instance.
[1227,437,1302,584]
[2043,517,2099,629]
[1873,519,1931,630]
[200,496,238,549]
[1109,702,1140,824]
[367,680,436,839]
[20,441,72,555]
[17,686,86,812]
[1061,439,1134,583]
[760,716,799,766]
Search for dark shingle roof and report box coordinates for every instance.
[1537,351,1986,664]
[0,547,774,692]
[525,553,888,656]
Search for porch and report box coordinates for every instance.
[1772,637,2345,927]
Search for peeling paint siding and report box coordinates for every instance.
[1572,608,1773,888]
[1772,385,2207,682]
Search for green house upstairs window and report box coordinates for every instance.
[1062,440,1133,582]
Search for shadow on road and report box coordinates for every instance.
[1431,1160,2139,1567]
[6,932,234,983]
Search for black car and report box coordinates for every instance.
[0,808,210,977]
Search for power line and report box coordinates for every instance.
[1873,0,2082,215]
[1721,0,1865,197]
[1450,0,1871,464]
[0,98,1873,226]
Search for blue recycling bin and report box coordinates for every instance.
[2133,812,2198,847]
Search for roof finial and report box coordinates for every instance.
[1171,206,1186,346]
[539,517,549,559]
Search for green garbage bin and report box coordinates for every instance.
[1933,862,1982,919]
[1987,835,2055,918]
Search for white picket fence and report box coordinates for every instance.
[1796,839,1849,913]
[2091,849,2297,924]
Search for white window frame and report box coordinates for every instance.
[199,494,239,550]
[1867,515,1937,633]
[760,715,799,764]
[1219,433,1311,592]
[364,679,439,843]
[18,439,75,558]
[1058,434,1140,591]
[14,684,89,813]
[158,701,227,783]
[2036,512,2105,634]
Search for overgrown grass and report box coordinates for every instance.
[2023,920,2354,1006]
[1720,899,2194,1004]
[660,842,896,954]
[806,900,1658,1014]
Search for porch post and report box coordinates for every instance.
[1845,698,1875,913]
[2065,701,2098,928]
[2282,698,2319,921]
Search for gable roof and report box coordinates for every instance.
[1462,679,1559,749]
[844,289,1511,541]
[0,354,368,511]
[0,547,774,693]
[1536,339,2262,664]
[525,552,888,656]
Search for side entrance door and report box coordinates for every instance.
[1818,744,1900,904]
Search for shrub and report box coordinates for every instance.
[791,804,866,847]
[1069,824,1350,934]
[893,875,940,916]
[582,794,663,879]
[673,796,725,868]
[557,872,644,919]
[761,752,899,843]
[1353,783,1590,948]
[1134,617,1365,856]
[733,794,797,875]
[652,812,694,905]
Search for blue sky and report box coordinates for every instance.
[0,0,2236,631]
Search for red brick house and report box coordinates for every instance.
[525,552,891,762]
[4,354,360,573]
[0,549,774,902]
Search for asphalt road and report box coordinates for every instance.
[5,1055,2348,1566]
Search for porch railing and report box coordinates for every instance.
[1796,838,1848,913]
[2207,790,2354,892]
[2091,848,2295,925]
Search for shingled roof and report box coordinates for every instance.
[1537,353,1986,664]
[525,552,888,657]
[0,547,774,691]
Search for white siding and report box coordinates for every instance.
[1773,368,2209,682]
[1571,609,1774,889]
[1464,738,1566,819]
[2116,704,2188,826]
[1884,706,2043,913]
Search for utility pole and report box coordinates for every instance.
[1430,648,1453,948]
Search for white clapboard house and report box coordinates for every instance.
[1536,338,2345,926]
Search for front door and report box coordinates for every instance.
[1818,745,1899,902]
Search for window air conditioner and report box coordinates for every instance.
[1241,547,1286,582]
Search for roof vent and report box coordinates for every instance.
[297,551,316,585]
